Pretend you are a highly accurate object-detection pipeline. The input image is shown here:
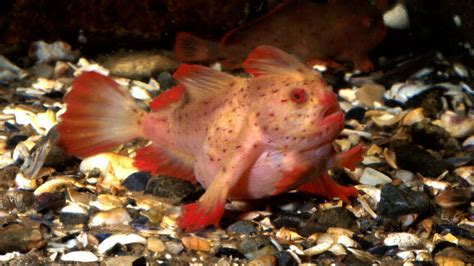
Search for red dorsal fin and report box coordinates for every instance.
[133,143,196,182]
[242,45,314,78]
[172,64,239,102]
[149,84,185,111]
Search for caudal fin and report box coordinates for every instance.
[57,72,144,158]
[174,32,221,62]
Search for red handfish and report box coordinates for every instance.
[174,0,386,71]
[57,46,363,232]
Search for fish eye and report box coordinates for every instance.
[290,88,307,104]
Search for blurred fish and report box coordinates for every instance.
[174,0,387,71]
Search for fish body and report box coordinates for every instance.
[57,46,362,231]
[174,0,386,71]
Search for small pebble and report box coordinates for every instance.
[165,241,184,255]
[122,171,150,191]
[359,167,392,186]
[376,183,431,218]
[89,207,132,226]
[384,232,421,248]
[227,220,258,235]
[147,237,166,253]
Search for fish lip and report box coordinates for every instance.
[319,110,344,128]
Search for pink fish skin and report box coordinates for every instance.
[174,0,387,71]
[57,46,362,232]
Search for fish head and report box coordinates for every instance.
[251,74,344,150]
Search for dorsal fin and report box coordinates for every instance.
[172,64,239,101]
[242,45,314,78]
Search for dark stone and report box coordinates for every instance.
[59,212,89,225]
[238,236,270,253]
[0,189,34,212]
[6,134,28,149]
[342,253,371,266]
[238,236,275,259]
[123,172,151,191]
[376,183,431,218]
[0,223,45,253]
[157,72,177,91]
[313,207,357,230]
[271,214,305,229]
[409,122,460,151]
[345,107,366,122]
[227,220,257,235]
[311,251,336,262]
[215,247,245,259]
[35,192,66,213]
[132,256,147,266]
[4,121,19,132]
[276,250,297,266]
[144,175,195,203]
[358,218,377,234]
[392,143,448,177]
[434,224,474,239]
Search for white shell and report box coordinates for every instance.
[97,234,146,254]
[359,167,392,186]
[395,169,415,182]
[384,232,421,248]
[61,251,98,262]
[130,86,151,100]
[383,3,410,29]
[303,243,332,256]
[455,166,473,185]
[79,152,138,181]
[89,207,132,227]
[61,203,88,214]
[384,82,431,103]
[433,111,474,138]
[402,108,425,126]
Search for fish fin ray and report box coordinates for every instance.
[178,199,226,232]
[133,143,196,182]
[242,45,312,77]
[298,173,358,203]
[334,143,363,170]
[174,32,220,62]
[57,71,143,158]
[272,166,307,195]
[149,84,185,111]
[173,64,239,101]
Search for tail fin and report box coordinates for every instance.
[174,32,221,62]
[57,72,144,158]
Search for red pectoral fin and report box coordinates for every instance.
[178,200,226,232]
[272,166,307,195]
[298,173,358,203]
[133,144,196,182]
[335,143,363,170]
